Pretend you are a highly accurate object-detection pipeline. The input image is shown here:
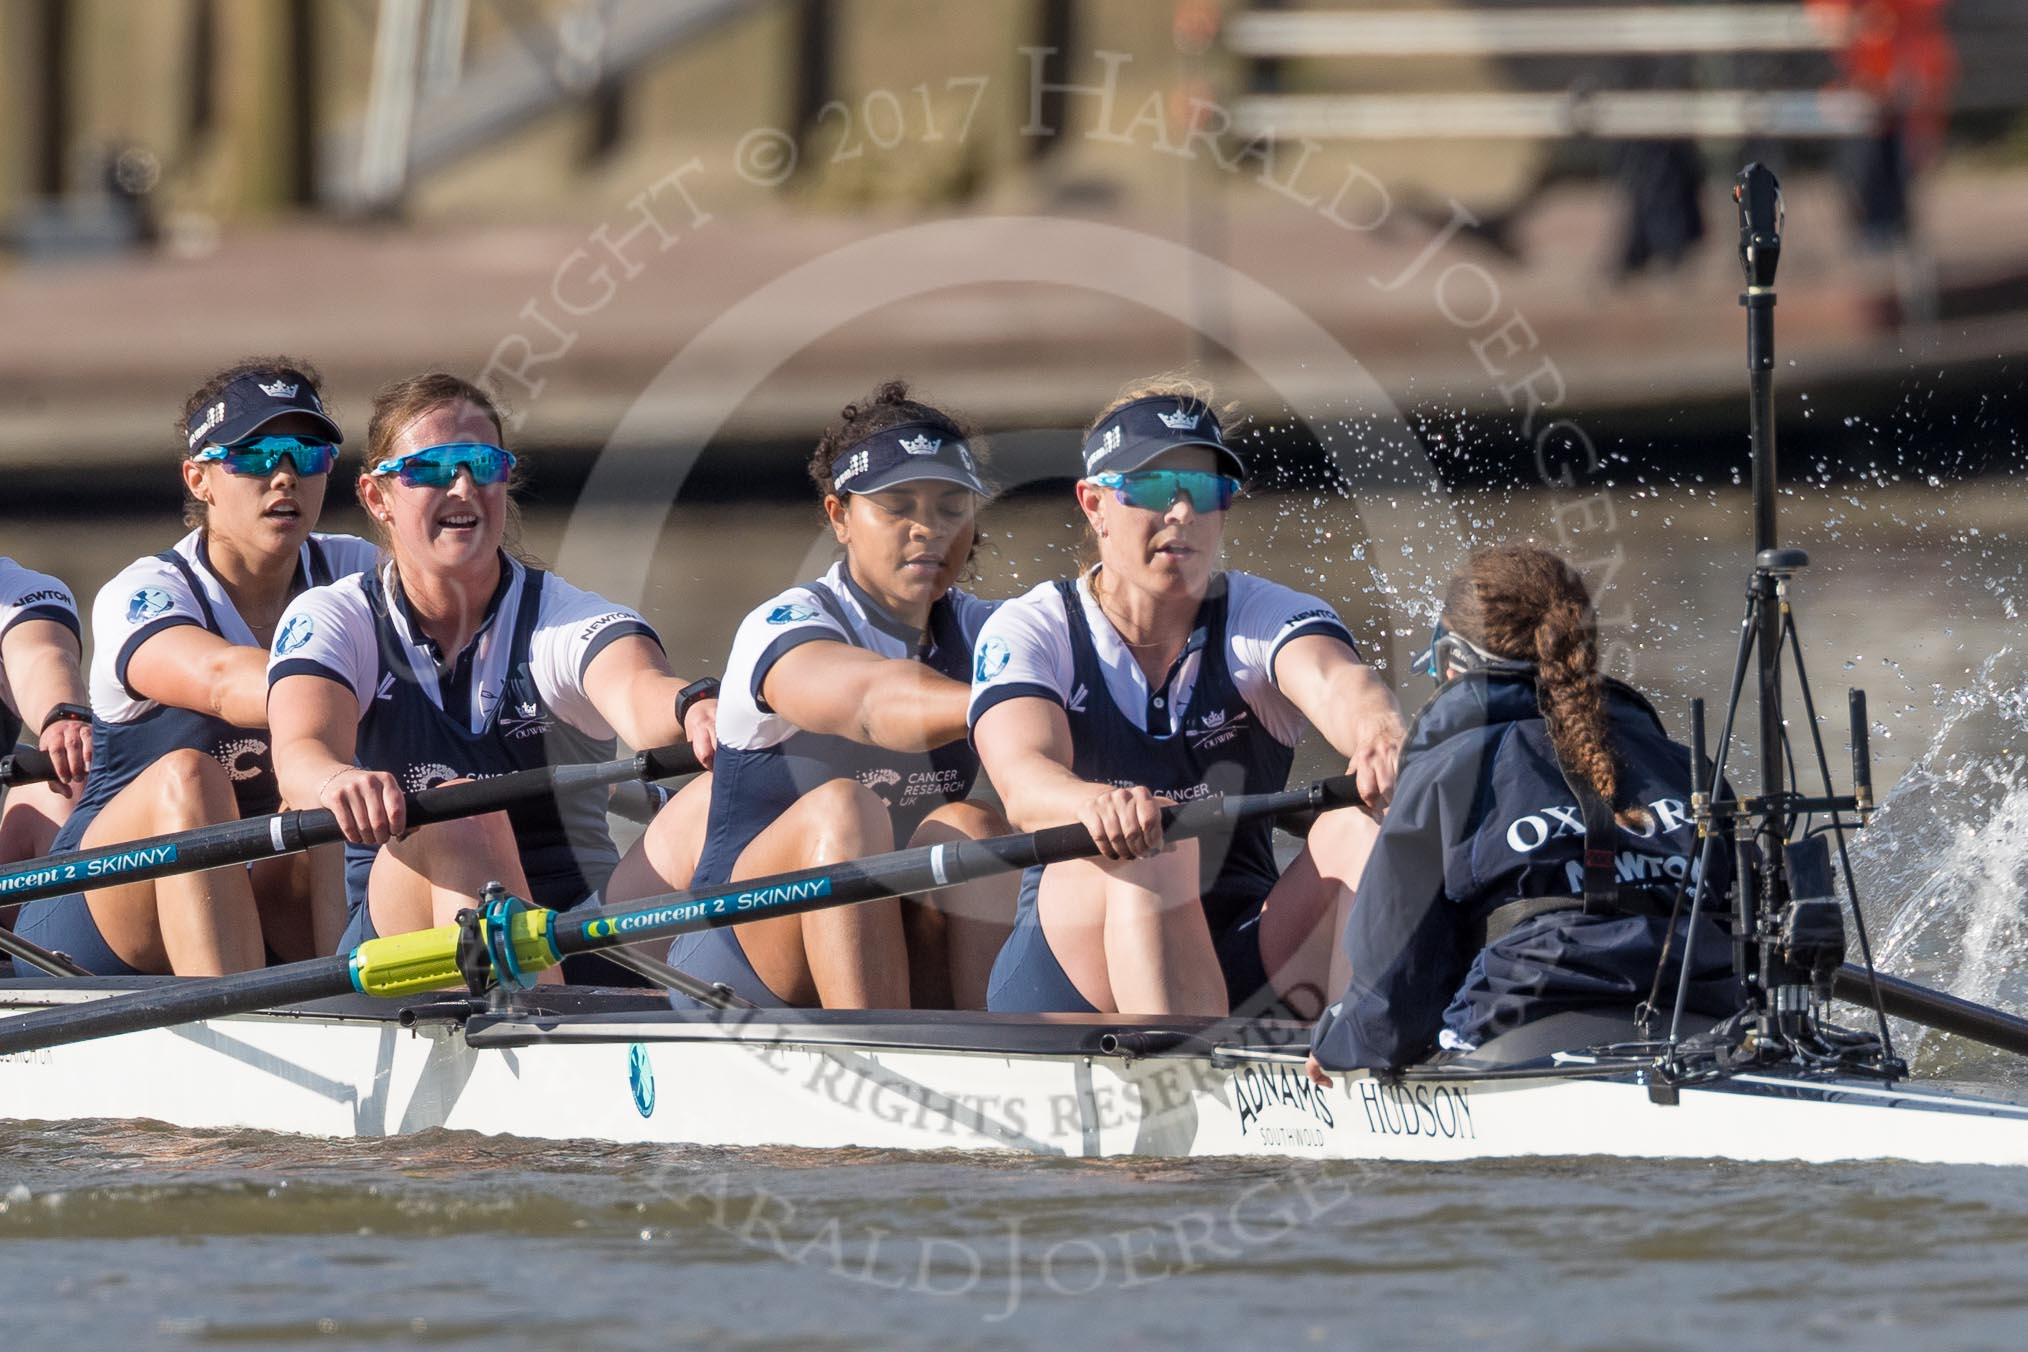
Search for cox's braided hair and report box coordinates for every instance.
[1442,543,1647,827]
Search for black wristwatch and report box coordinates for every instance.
[41,702,91,732]
[675,676,720,726]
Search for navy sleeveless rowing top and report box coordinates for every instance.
[691,564,991,888]
[338,567,622,914]
[1051,576,1293,929]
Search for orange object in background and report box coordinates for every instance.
[1808,0,1958,166]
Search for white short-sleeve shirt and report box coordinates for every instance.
[967,568,1357,747]
[89,530,379,725]
[268,555,658,741]
[717,561,997,754]
[0,558,82,726]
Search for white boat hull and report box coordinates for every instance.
[5,983,2028,1166]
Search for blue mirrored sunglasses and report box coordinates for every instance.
[1088,469,1238,514]
[192,436,337,478]
[370,442,515,488]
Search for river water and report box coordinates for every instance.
[6,472,2028,1349]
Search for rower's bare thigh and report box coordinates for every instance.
[1257,806,1378,1008]
[77,749,243,964]
[725,779,892,1005]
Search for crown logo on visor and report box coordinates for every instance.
[1158,405,1201,431]
[259,380,300,399]
[899,433,941,455]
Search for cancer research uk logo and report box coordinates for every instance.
[975,637,1010,683]
[274,614,314,656]
[768,602,819,625]
[127,587,172,624]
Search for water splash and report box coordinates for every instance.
[1848,648,2028,1071]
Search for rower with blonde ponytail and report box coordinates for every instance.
[1309,544,1740,1077]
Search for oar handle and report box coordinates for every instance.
[1016,775,1365,869]
[0,746,57,788]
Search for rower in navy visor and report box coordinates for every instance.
[972,379,1403,1019]
[672,381,1013,1010]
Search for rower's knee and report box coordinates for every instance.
[400,809,518,871]
[911,799,1008,845]
[800,779,894,864]
[150,748,238,827]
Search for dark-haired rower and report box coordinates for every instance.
[14,360,371,974]
[669,381,1013,1010]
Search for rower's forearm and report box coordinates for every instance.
[212,648,275,728]
[996,761,1113,833]
[858,666,970,751]
[615,674,689,749]
[10,645,88,729]
[275,740,353,810]
[1317,665,1405,761]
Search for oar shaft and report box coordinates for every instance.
[0,958,356,1055]
[0,746,698,909]
[553,778,1361,963]
[1834,963,2028,1059]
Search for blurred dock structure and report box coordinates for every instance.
[3,0,2028,492]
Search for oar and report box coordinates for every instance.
[0,744,701,911]
[1833,962,2028,1059]
[0,746,58,789]
[0,776,1360,1055]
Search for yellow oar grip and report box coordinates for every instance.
[348,909,560,998]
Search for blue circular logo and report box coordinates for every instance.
[975,637,1010,682]
[767,602,819,625]
[275,613,314,656]
[628,1043,656,1118]
[127,587,172,624]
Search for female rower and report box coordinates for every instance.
[970,380,1404,1019]
[0,560,91,865]
[267,372,718,980]
[667,381,1013,1010]
[13,360,372,974]
[1307,544,1738,1080]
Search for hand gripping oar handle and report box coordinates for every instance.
[1833,963,2028,1059]
[0,744,701,911]
[0,746,57,789]
[0,774,1355,1056]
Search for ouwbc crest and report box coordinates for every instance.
[899,433,941,455]
[1157,405,1202,431]
[259,380,300,399]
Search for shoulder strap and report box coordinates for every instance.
[1544,715,1622,913]
[362,570,422,689]
[504,566,547,709]
[303,536,331,587]
[921,593,968,671]
[156,549,219,632]
[805,578,863,646]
